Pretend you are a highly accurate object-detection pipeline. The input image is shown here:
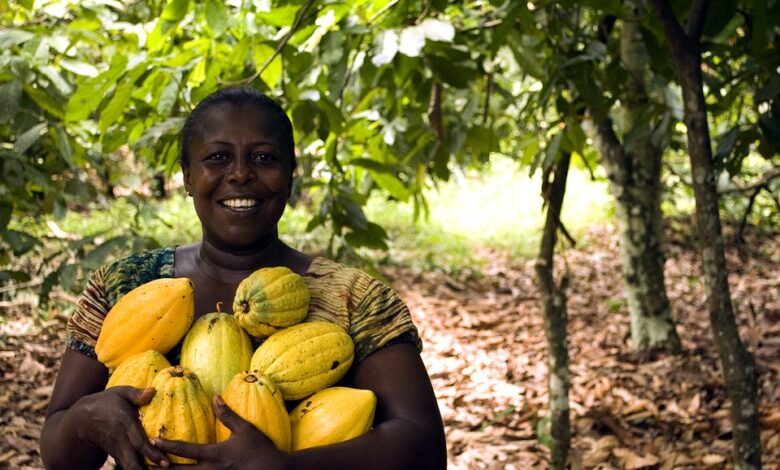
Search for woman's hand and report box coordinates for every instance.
[150,395,289,469]
[71,386,170,470]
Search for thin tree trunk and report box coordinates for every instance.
[534,151,571,469]
[592,0,681,354]
[649,0,761,467]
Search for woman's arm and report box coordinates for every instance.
[39,349,169,470]
[152,342,447,469]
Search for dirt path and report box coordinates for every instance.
[1,224,778,469]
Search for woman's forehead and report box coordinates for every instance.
[195,104,283,139]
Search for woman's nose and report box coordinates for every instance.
[227,156,254,184]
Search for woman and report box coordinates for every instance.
[39,87,447,469]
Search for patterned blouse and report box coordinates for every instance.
[66,247,422,365]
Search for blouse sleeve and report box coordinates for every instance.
[65,265,110,358]
[348,274,423,363]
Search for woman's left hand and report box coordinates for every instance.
[150,396,289,469]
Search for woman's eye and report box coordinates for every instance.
[206,152,228,161]
[252,153,275,163]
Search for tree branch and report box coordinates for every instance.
[224,0,316,87]
[718,167,780,195]
[685,0,710,40]
[648,0,691,60]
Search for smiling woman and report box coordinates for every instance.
[39,87,447,470]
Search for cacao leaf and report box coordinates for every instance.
[14,123,47,154]
[66,54,128,123]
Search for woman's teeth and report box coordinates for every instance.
[222,198,258,209]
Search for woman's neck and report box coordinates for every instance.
[196,236,288,284]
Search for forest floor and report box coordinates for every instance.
[1,222,778,469]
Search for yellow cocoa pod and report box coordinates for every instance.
[216,371,291,451]
[249,321,354,400]
[180,305,253,398]
[232,266,309,337]
[96,278,195,369]
[140,366,215,465]
[105,350,171,390]
[289,387,376,450]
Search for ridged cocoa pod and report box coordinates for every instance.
[105,350,171,390]
[96,278,194,369]
[232,266,310,337]
[249,321,354,400]
[217,370,291,451]
[140,366,215,464]
[289,387,376,450]
[180,306,253,398]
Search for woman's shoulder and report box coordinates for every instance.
[101,246,176,304]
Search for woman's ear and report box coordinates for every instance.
[183,166,192,196]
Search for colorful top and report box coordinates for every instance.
[66,247,422,364]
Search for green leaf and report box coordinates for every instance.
[137,117,186,147]
[427,54,478,88]
[348,158,390,172]
[98,84,132,133]
[161,0,191,22]
[205,0,229,37]
[714,127,739,161]
[51,126,74,167]
[39,264,64,308]
[0,30,34,48]
[0,201,12,230]
[156,75,180,115]
[758,116,780,153]
[59,59,99,77]
[756,75,780,103]
[256,5,299,27]
[0,80,22,123]
[59,263,78,292]
[490,3,524,56]
[370,171,410,201]
[83,236,129,271]
[1,229,41,256]
[23,84,65,119]
[537,131,563,175]
[337,196,368,231]
[316,97,346,134]
[0,270,31,282]
[187,59,207,88]
[66,54,128,123]
[99,62,148,133]
[14,122,47,154]
[37,65,73,96]
[253,43,282,89]
[345,222,389,250]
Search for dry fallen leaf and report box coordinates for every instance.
[702,454,726,465]
[613,447,660,469]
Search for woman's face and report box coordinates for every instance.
[183,104,293,252]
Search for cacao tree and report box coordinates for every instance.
[648,0,769,466]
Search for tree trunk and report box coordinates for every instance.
[534,151,571,469]
[649,0,762,467]
[592,0,681,354]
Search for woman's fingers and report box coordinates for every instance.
[213,395,246,433]
[152,438,210,461]
[108,385,156,407]
[126,422,169,468]
[101,386,168,468]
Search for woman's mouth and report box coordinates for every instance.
[220,198,260,211]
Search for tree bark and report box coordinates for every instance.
[534,151,571,469]
[649,0,762,467]
[592,0,681,354]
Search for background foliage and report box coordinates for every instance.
[1,0,778,309]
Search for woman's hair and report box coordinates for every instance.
[179,86,296,172]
